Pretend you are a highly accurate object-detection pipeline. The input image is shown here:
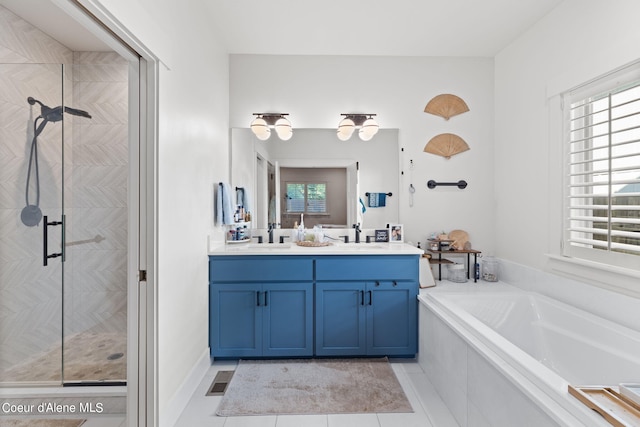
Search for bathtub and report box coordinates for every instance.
[418,285,640,426]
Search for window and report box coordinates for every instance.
[285,182,327,214]
[563,69,640,269]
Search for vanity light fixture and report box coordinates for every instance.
[250,113,293,141]
[337,114,379,141]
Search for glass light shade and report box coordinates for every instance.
[358,118,379,141]
[358,129,374,141]
[250,117,271,141]
[337,118,355,141]
[275,117,293,141]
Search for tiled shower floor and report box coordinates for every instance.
[1,331,126,383]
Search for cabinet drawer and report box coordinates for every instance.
[209,256,313,282]
[316,255,418,281]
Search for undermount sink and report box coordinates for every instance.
[337,243,385,250]
[247,243,292,249]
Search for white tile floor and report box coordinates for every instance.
[175,359,460,427]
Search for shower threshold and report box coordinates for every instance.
[0,385,127,416]
[64,381,126,387]
[0,385,126,395]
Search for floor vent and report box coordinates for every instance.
[206,370,234,396]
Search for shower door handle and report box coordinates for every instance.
[43,215,64,266]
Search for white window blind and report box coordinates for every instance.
[285,182,327,214]
[564,72,640,264]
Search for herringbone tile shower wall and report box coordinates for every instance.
[65,52,128,339]
[0,6,128,381]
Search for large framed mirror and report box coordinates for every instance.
[230,128,400,231]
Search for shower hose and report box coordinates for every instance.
[25,117,44,212]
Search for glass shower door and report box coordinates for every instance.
[61,58,129,384]
[0,63,65,385]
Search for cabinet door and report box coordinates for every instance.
[366,281,417,356]
[210,283,262,358]
[315,282,366,356]
[262,283,313,357]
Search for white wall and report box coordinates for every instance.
[494,0,640,288]
[95,0,229,422]
[230,55,495,251]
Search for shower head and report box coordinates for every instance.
[27,97,92,123]
[64,106,92,119]
[22,97,92,227]
[28,97,62,122]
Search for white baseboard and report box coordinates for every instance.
[160,348,210,427]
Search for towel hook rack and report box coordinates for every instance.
[427,180,467,189]
[365,192,393,197]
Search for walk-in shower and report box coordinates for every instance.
[0,2,146,422]
[1,56,129,387]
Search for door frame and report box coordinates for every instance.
[54,1,159,425]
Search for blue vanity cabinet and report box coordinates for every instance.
[315,255,419,357]
[209,256,314,358]
[366,280,417,355]
[315,282,367,355]
[209,254,418,358]
[210,283,262,357]
[261,282,313,357]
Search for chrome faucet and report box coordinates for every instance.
[352,223,361,243]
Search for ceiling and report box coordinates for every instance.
[205,0,563,57]
[1,0,563,57]
[0,0,110,51]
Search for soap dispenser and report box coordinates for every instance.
[292,221,299,242]
[298,214,305,241]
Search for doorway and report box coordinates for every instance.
[0,1,156,424]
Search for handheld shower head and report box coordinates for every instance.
[27,97,92,122]
[28,97,62,122]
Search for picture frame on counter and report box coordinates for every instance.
[389,224,404,243]
[375,229,389,242]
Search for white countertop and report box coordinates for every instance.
[208,241,424,256]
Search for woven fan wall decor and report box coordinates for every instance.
[423,133,469,159]
[424,94,469,120]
